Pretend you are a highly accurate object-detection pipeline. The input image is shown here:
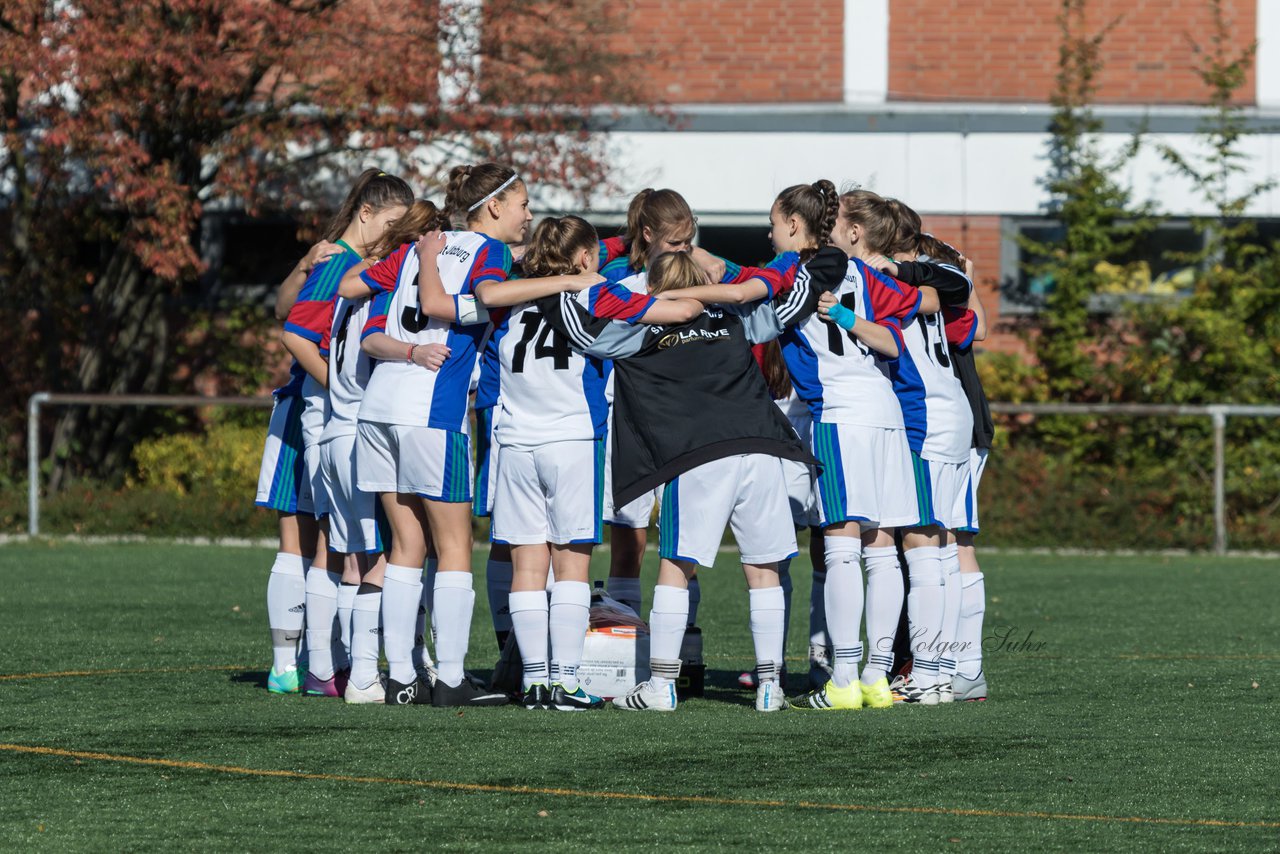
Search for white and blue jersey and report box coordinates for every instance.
[356,232,511,431]
[779,258,921,427]
[890,310,974,464]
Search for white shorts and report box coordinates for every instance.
[356,421,473,503]
[956,447,989,534]
[782,458,820,529]
[657,454,798,569]
[491,439,604,545]
[255,395,313,515]
[910,452,969,531]
[321,433,382,553]
[300,385,329,518]
[603,435,659,529]
[811,422,917,530]
[473,406,500,518]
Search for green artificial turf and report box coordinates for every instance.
[0,542,1277,851]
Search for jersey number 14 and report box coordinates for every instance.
[511,310,571,373]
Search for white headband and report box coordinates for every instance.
[467,175,519,213]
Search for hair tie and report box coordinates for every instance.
[467,174,519,213]
[376,171,386,177]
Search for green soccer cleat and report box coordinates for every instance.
[267,667,301,695]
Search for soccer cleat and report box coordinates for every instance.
[789,678,862,710]
[755,679,786,712]
[385,676,433,705]
[859,676,894,709]
[432,679,510,707]
[953,671,988,702]
[267,667,301,695]
[938,681,955,704]
[551,684,605,712]
[416,663,439,688]
[892,678,941,706]
[303,670,348,698]
[343,675,386,704]
[614,680,678,712]
[522,683,551,710]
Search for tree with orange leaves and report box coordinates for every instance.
[0,0,648,486]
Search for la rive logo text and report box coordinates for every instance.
[657,327,730,349]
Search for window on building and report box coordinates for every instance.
[1000,218,1205,314]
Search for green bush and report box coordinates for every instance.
[131,422,264,503]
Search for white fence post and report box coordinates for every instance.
[27,392,49,537]
[1210,407,1228,556]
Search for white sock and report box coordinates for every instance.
[686,576,701,627]
[649,584,689,686]
[777,559,793,661]
[486,558,514,642]
[267,552,306,673]
[336,582,357,671]
[414,558,438,669]
[823,536,864,688]
[905,546,944,688]
[862,546,904,684]
[957,572,986,679]
[304,569,341,680]
[433,571,475,688]
[549,580,591,692]
[382,563,423,685]
[939,543,962,677]
[607,576,643,615]
[809,568,828,653]
[351,584,382,690]
[748,586,786,684]
[509,590,549,690]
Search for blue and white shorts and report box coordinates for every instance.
[320,432,384,554]
[491,438,605,546]
[657,454,797,569]
[811,422,917,530]
[255,394,313,514]
[356,421,473,503]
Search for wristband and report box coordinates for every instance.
[407,344,417,363]
[827,303,856,330]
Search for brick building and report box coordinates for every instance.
[573,0,1280,352]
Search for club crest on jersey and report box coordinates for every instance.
[657,327,730,349]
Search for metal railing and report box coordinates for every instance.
[24,394,1280,552]
[27,393,273,538]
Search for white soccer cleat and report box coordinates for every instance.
[343,675,386,704]
[937,681,955,704]
[613,679,678,712]
[755,679,787,712]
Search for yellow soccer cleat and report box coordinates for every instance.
[788,678,862,710]
[859,676,894,709]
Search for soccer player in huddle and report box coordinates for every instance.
[260,163,991,713]
[257,169,413,695]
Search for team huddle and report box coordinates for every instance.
[254,162,994,713]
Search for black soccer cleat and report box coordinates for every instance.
[432,678,510,707]
[385,676,433,705]
[521,683,551,710]
[550,684,606,712]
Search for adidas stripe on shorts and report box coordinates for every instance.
[472,405,500,518]
[908,451,970,531]
[491,438,605,545]
[956,447,989,534]
[320,432,382,553]
[356,421,473,503]
[657,454,797,569]
[255,394,314,515]
[811,422,918,530]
